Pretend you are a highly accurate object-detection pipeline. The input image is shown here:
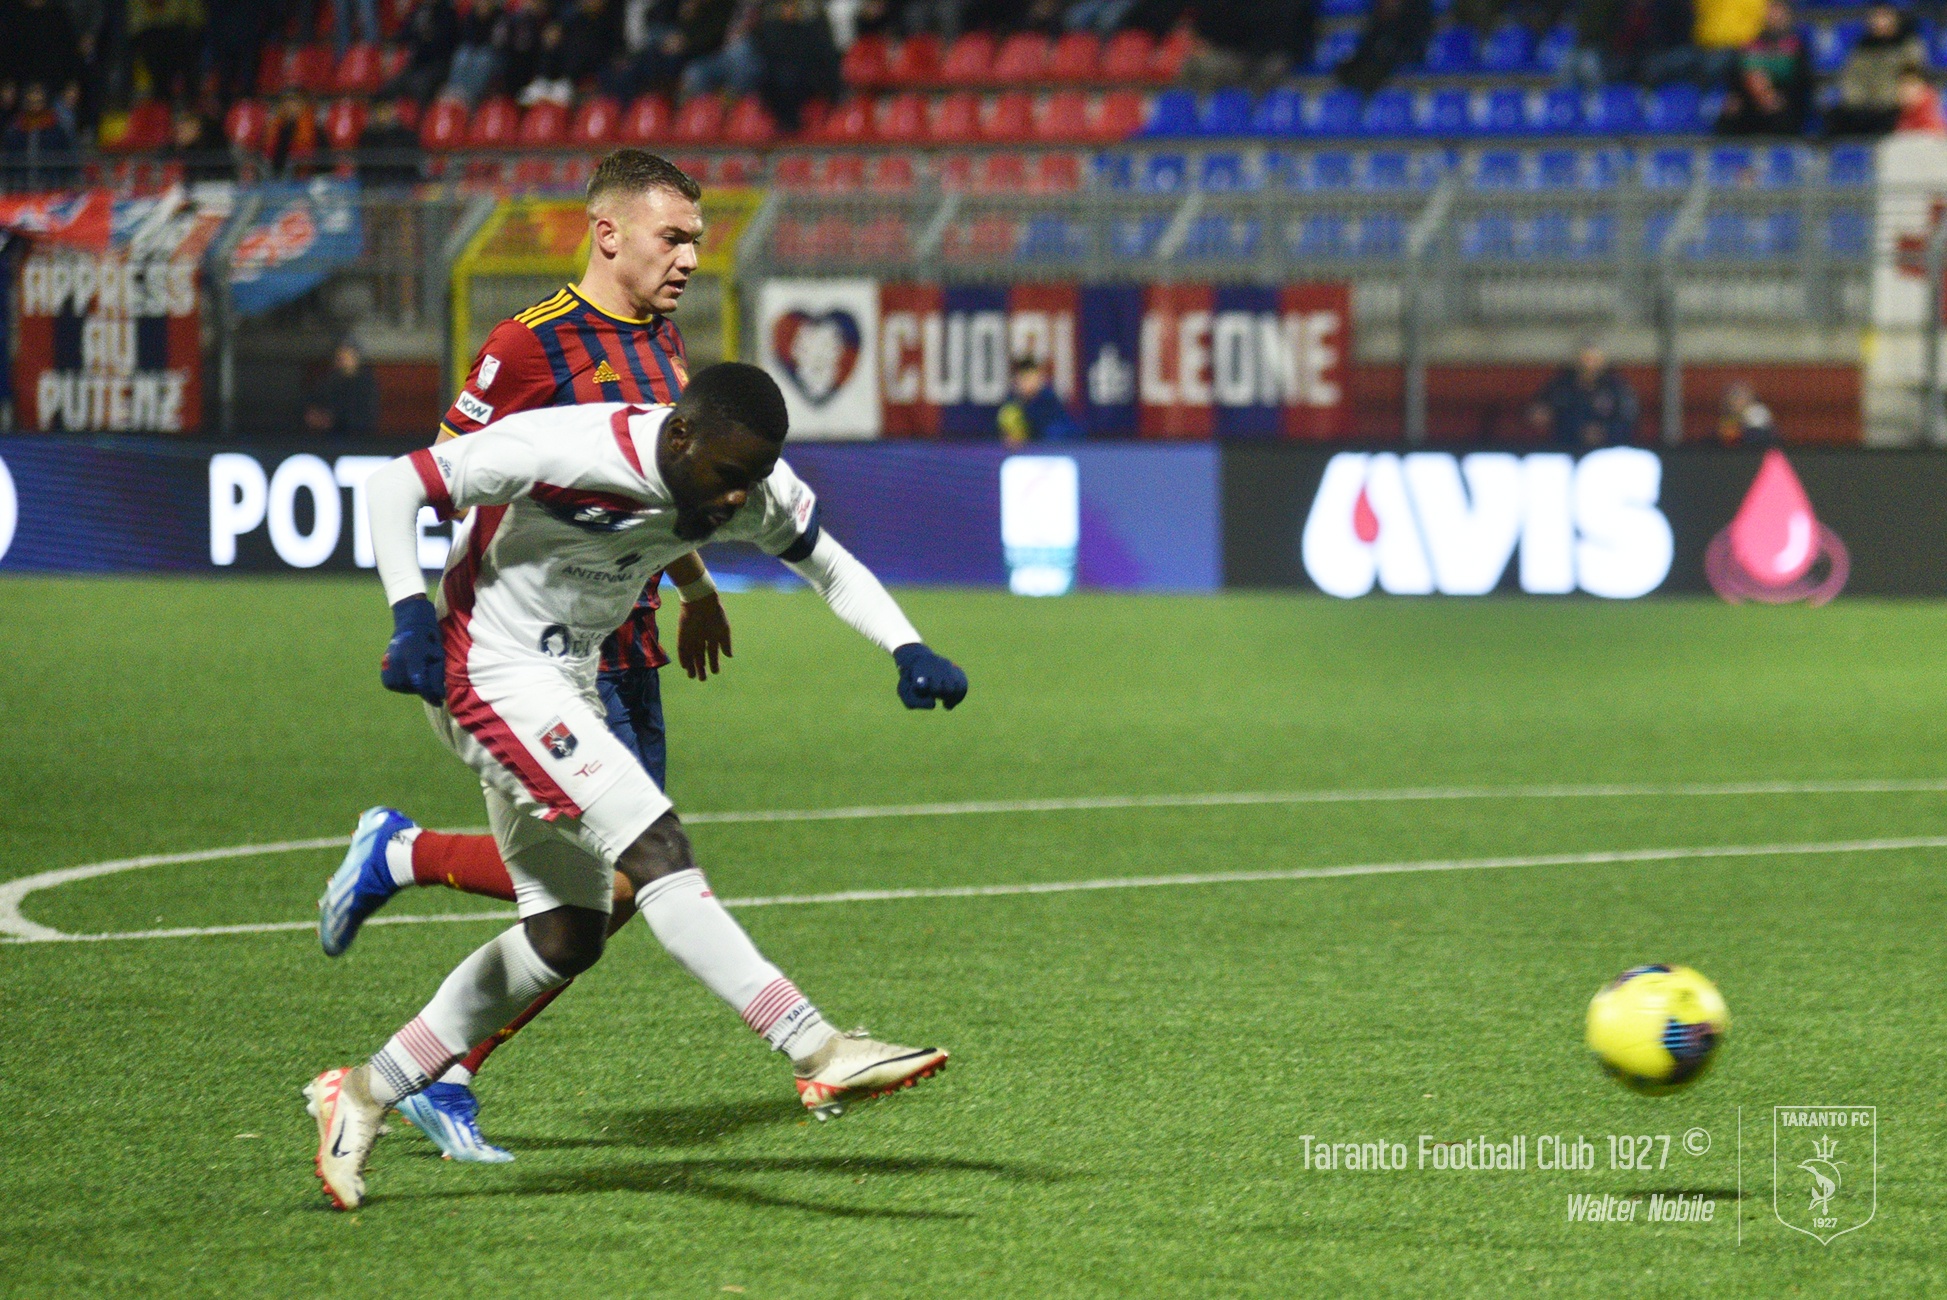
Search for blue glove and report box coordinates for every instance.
[380,596,445,707]
[893,642,967,711]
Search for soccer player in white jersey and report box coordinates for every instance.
[306,363,967,1210]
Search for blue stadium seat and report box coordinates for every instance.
[1761,210,1801,256]
[1198,88,1254,137]
[1363,88,1415,136]
[1643,210,1677,253]
[1110,215,1170,258]
[1814,20,1864,75]
[1826,209,1870,255]
[1182,215,1262,258]
[1587,145,1633,188]
[1828,144,1872,185]
[1474,148,1527,188]
[1309,150,1358,190]
[1141,153,1189,192]
[1320,0,1368,16]
[1092,153,1135,190]
[1199,152,1253,191]
[1310,88,1365,137]
[1479,22,1535,73]
[1706,146,1754,187]
[1357,212,1409,256]
[1588,85,1645,134]
[1583,211,1618,256]
[1696,211,1751,257]
[1483,87,1531,134]
[1462,211,1520,258]
[1020,217,1089,261]
[1311,27,1360,74]
[1536,86,1582,134]
[1294,213,1351,256]
[1423,87,1475,136]
[1759,145,1802,187]
[1365,150,1412,189]
[1644,146,1695,188]
[1533,23,1575,74]
[1536,148,1581,188]
[1253,87,1308,136]
[1531,210,1575,257]
[1261,150,1302,188]
[1645,83,1705,133]
[1143,90,1198,138]
[1422,26,1478,74]
[1931,25,1947,70]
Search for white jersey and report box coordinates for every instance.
[408,402,818,673]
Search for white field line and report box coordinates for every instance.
[1,778,1943,945]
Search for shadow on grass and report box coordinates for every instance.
[494,1098,803,1152]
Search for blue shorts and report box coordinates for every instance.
[596,664,667,791]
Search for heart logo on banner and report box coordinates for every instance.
[771,310,862,406]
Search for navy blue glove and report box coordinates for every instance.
[380,595,445,707]
[893,642,967,711]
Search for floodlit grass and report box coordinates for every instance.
[2,577,1943,1296]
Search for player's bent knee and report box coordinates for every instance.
[616,810,696,892]
[522,905,609,977]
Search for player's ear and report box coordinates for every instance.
[662,412,693,457]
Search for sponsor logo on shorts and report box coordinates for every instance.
[539,719,578,759]
[456,390,493,424]
[573,761,604,779]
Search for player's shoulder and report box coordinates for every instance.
[509,288,580,331]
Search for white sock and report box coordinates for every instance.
[384,826,422,889]
[437,1064,475,1086]
[636,869,837,1063]
[367,925,566,1104]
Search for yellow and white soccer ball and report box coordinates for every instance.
[1586,965,1729,1096]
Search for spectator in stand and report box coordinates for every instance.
[382,0,460,103]
[206,0,267,105]
[334,0,379,57]
[266,88,319,175]
[1181,0,1316,91]
[1529,344,1639,447]
[2,82,79,185]
[677,0,763,100]
[1716,0,1811,135]
[1717,380,1776,445]
[1897,65,1947,132]
[998,356,1081,444]
[498,0,548,98]
[1561,0,1693,88]
[3,0,87,133]
[1642,0,1758,85]
[126,0,206,104]
[357,97,424,185]
[444,0,510,105]
[1063,0,1144,36]
[163,103,228,179]
[602,0,687,100]
[520,0,619,106]
[1825,2,1921,137]
[1336,0,1433,94]
[750,0,841,130]
[304,339,382,438]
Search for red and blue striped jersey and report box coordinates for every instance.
[441,286,690,673]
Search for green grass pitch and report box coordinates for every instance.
[2,576,1944,1297]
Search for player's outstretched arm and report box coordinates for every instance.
[782,530,968,711]
[366,457,445,706]
[665,551,732,682]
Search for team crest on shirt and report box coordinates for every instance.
[538,718,579,759]
[478,355,501,390]
[591,360,621,384]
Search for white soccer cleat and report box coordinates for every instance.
[793,1029,948,1121]
[307,1065,387,1210]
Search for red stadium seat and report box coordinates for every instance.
[561,155,593,187]
[1099,29,1154,81]
[939,32,995,86]
[931,91,981,144]
[256,43,290,94]
[978,152,1030,190]
[323,97,367,149]
[419,96,469,150]
[988,32,1050,84]
[517,100,568,147]
[620,94,672,143]
[823,153,867,191]
[773,153,819,188]
[841,32,893,90]
[983,91,1034,143]
[671,92,726,143]
[887,33,942,86]
[723,94,777,145]
[224,98,270,151]
[1037,89,1090,142]
[379,0,408,38]
[512,156,562,188]
[871,153,917,191]
[943,216,1016,260]
[1152,25,1194,81]
[858,215,911,259]
[113,99,172,151]
[1047,31,1100,82]
[291,43,336,93]
[938,153,973,190]
[874,91,927,144]
[1033,151,1083,192]
[716,153,759,184]
[334,42,383,94]
[815,96,872,143]
[571,95,622,146]
[670,152,711,183]
[467,95,519,147]
[1095,89,1145,141]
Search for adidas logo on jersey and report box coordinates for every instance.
[591,361,621,384]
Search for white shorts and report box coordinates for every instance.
[426,658,671,918]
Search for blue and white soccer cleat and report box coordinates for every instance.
[318,806,414,957]
[394,1083,515,1163]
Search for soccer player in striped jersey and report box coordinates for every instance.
[315,150,731,1162]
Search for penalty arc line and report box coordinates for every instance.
[5,833,1947,945]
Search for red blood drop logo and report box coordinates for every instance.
[1352,485,1380,543]
[1705,450,1848,605]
